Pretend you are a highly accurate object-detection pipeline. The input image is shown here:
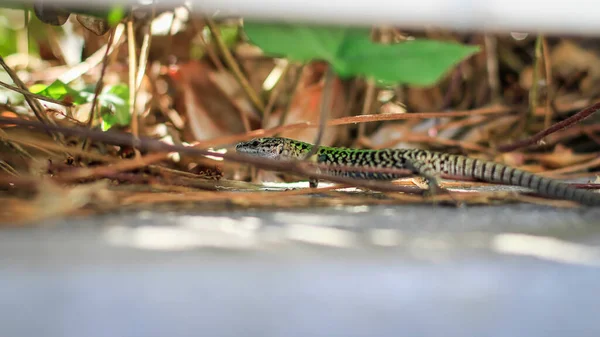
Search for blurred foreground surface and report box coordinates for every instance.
[3,198,600,337]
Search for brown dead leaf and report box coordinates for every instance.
[550,40,600,96]
[406,86,444,112]
[265,64,347,145]
[76,15,110,36]
[172,61,261,141]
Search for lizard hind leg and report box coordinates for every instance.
[405,160,454,205]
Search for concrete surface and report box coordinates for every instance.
[3,201,600,337]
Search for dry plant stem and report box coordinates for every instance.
[55,153,169,182]
[0,131,116,162]
[276,63,305,133]
[584,129,600,145]
[205,18,265,117]
[194,20,225,71]
[0,81,73,107]
[127,19,139,141]
[0,117,421,195]
[358,78,376,140]
[0,129,34,159]
[572,183,600,189]
[527,35,543,131]
[304,66,334,159]
[181,7,225,70]
[497,101,600,152]
[434,114,489,132]
[82,29,116,151]
[542,37,554,128]
[59,25,125,84]
[484,34,501,103]
[262,61,291,128]
[0,56,47,125]
[0,161,19,176]
[546,124,600,145]
[329,105,511,125]
[135,7,156,91]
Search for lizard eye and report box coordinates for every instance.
[251,140,259,146]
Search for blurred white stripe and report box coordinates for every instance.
[20,0,600,35]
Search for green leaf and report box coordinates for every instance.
[30,80,87,104]
[340,37,479,86]
[244,22,356,63]
[243,22,479,86]
[29,80,131,130]
[0,17,17,56]
[203,24,241,49]
[220,25,240,47]
[107,6,125,26]
[97,84,130,131]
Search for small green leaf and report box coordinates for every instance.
[28,83,48,94]
[243,22,479,86]
[30,80,87,104]
[107,6,124,26]
[98,84,130,130]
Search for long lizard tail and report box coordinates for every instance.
[443,155,600,206]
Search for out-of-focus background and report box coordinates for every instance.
[3,1,600,336]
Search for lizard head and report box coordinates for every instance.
[235,137,311,160]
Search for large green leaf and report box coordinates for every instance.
[340,36,480,86]
[243,22,479,86]
[244,23,355,63]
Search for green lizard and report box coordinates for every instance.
[235,137,600,206]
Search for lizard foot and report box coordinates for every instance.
[423,184,461,207]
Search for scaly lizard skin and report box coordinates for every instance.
[236,137,600,206]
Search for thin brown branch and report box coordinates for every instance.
[328,105,511,125]
[0,81,73,107]
[82,28,117,151]
[54,153,169,182]
[0,56,48,125]
[497,101,600,152]
[484,34,501,103]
